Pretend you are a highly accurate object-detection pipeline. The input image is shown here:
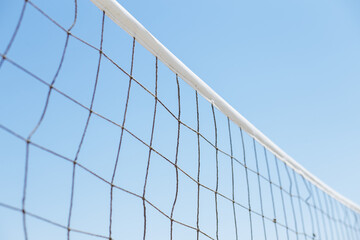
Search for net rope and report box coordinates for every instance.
[0,0,360,239]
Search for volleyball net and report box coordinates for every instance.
[0,0,359,239]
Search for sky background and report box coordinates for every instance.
[0,0,360,239]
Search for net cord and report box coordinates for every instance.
[89,0,360,214]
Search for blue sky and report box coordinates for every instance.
[0,0,360,239]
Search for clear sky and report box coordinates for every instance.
[0,0,360,239]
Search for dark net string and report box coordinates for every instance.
[347,205,357,239]
[292,170,308,240]
[346,204,360,239]
[332,195,343,239]
[67,11,105,240]
[264,147,280,240]
[170,74,181,240]
[0,0,27,69]
[211,104,220,240]
[142,57,159,240]
[196,91,201,240]
[22,140,29,240]
[284,162,299,240]
[354,213,360,239]
[0,1,359,240]
[315,186,330,239]
[253,139,268,240]
[108,37,136,240]
[352,210,360,239]
[240,128,254,240]
[338,201,349,239]
[323,190,336,240]
[341,202,352,239]
[328,192,341,239]
[300,176,315,239]
[227,118,239,240]
[309,180,323,239]
[347,206,358,239]
[274,155,291,240]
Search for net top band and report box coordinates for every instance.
[90,0,360,214]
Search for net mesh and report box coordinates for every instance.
[0,0,359,239]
